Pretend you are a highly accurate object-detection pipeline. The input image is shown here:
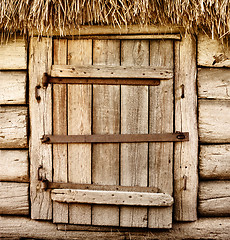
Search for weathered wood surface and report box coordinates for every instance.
[51,189,173,206]
[199,100,230,143]
[198,34,230,67]
[0,106,27,148]
[0,150,28,182]
[200,145,230,179]
[0,182,29,215]
[1,216,230,239]
[0,71,27,104]
[0,38,27,70]
[199,181,230,217]
[174,35,198,221]
[198,68,230,99]
[29,37,53,220]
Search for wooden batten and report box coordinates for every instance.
[0,150,29,182]
[0,106,27,148]
[0,182,29,215]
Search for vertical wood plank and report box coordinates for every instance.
[174,35,198,221]
[29,37,53,219]
[53,39,68,223]
[68,39,92,224]
[148,40,174,228]
[120,40,149,227]
[92,40,120,226]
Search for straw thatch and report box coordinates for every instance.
[0,0,229,38]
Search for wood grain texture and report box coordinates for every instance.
[199,100,230,143]
[67,39,92,225]
[199,181,230,217]
[0,182,29,215]
[198,34,230,67]
[0,150,28,182]
[174,35,198,221]
[92,40,120,226]
[199,145,230,180]
[0,71,27,104]
[198,68,230,100]
[52,39,68,223]
[0,106,27,148]
[120,40,149,228]
[0,38,27,70]
[29,37,53,220]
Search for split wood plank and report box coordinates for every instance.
[0,182,29,215]
[92,40,120,226]
[174,35,198,221]
[51,189,173,206]
[0,71,27,104]
[120,40,149,228]
[148,40,174,228]
[199,100,230,143]
[0,150,28,182]
[198,68,230,100]
[29,37,53,220]
[52,39,68,223]
[67,39,92,225]
[0,106,27,148]
[0,38,27,70]
[51,65,173,79]
[199,181,230,217]
[199,145,230,180]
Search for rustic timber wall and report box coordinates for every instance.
[0,37,29,216]
[198,34,230,217]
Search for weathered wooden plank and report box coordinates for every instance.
[174,35,198,221]
[92,40,120,226]
[199,181,230,216]
[0,150,28,182]
[0,71,26,104]
[0,182,29,215]
[0,106,27,148]
[199,145,230,179]
[29,37,53,220]
[148,40,174,228]
[51,189,173,206]
[198,68,230,99]
[52,39,68,223]
[198,34,230,67]
[199,100,230,143]
[67,39,92,225]
[0,38,27,70]
[51,65,173,79]
[120,40,149,228]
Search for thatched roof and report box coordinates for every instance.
[1,0,229,38]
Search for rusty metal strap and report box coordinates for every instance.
[41,133,189,144]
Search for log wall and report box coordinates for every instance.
[198,34,230,218]
[0,37,29,216]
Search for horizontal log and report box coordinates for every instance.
[0,182,29,215]
[1,216,230,239]
[198,68,230,100]
[199,100,230,143]
[199,145,230,179]
[51,189,173,206]
[198,34,230,67]
[0,71,27,104]
[51,65,173,79]
[0,150,29,182]
[199,181,230,216]
[0,38,27,70]
[0,106,28,148]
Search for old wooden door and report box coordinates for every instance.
[29,36,183,228]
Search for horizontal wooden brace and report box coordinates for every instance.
[41,133,189,144]
[51,189,173,206]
